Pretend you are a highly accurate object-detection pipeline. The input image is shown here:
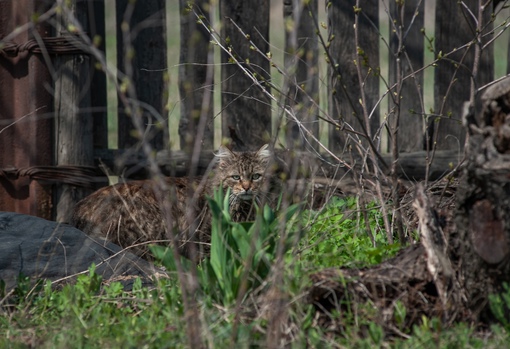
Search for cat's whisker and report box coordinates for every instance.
[256,191,271,204]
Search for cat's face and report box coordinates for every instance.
[216,144,271,204]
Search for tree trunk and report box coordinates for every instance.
[454,77,510,320]
[308,76,510,331]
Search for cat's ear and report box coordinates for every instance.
[216,145,235,168]
[216,145,235,159]
[256,144,272,161]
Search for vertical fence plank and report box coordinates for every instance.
[220,0,271,150]
[388,0,424,152]
[0,0,54,219]
[88,0,108,150]
[283,0,319,151]
[54,0,95,222]
[178,0,214,153]
[432,0,493,151]
[116,0,168,150]
[327,0,380,153]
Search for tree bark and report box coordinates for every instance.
[454,77,510,320]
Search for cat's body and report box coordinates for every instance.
[71,145,274,260]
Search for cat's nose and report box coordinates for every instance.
[241,181,251,191]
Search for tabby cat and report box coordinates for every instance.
[71,144,273,260]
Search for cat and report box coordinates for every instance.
[70,144,274,261]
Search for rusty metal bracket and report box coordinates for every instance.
[0,35,90,57]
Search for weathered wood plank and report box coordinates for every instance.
[0,0,54,219]
[380,150,462,181]
[283,0,319,150]
[93,148,463,182]
[54,0,95,222]
[89,0,108,150]
[220,0,271,150]
[178,0,214,153]
[388,0,424,152]
[327,0,380,153]
[116,0,168,149]
[431,1,493,150]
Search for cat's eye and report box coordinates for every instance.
[231,175,241,180]
[252,173,262,180]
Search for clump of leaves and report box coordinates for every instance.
[489,282,510,330]
[298,196,401,269]
[152,188,301,306]
[204,189,300,304]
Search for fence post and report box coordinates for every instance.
[178,0,214,154]
[0,0,54,219]
[388,0,424,153]
[116,0,168,151]
[53,0,97,222]
[327,0,380,154]
[283,0,319,151]
[220,0,271,150]
[431,0,493,150]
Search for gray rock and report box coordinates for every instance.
[0,211,165,291]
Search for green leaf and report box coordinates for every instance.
[263,204,275,223]
[150,245,191,272]
[210,219,230,300]
[232,223,250,260]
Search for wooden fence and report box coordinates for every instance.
[0,0,506,220]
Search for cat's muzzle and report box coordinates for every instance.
[238,193,254,201]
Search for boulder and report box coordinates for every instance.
[0,211,165,291]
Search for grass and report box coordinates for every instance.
[2,194,510,348]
